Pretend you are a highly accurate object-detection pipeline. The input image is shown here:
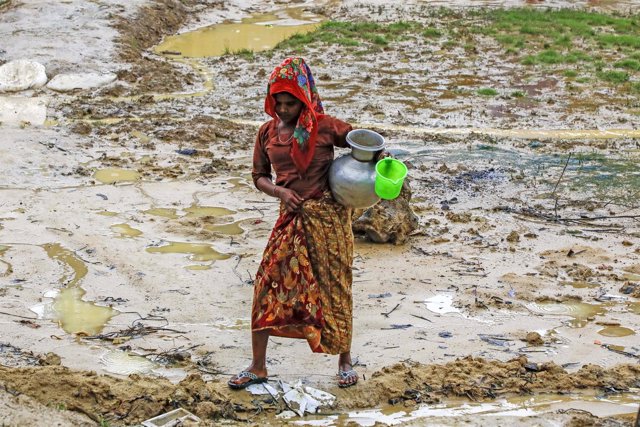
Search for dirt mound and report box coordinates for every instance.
[334,356,640,409]
[5,356,637,424]
[112,0,200,93]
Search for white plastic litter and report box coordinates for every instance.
[0,60,47,92]
[141,407,200,427]
[244,379,336,417]
[46,72,117,91]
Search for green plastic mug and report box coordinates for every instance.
[375,158,408,200]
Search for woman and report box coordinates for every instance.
[228,57,358,389]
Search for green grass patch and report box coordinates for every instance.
[630,81,640,93]
[224,47,254,59]
[597,70,630,84]
[598,34,640,48]
[276,20,424,51]
[511,90,526,98]
[614,59,640,71]
[520,49,591,65]
[422,28,442,38]
[477,88,498,96]
[563,70,578,77]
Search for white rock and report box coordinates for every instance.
[46,72,117,92]
[0,60,48,92]
[0,96,48,126]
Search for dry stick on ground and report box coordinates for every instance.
[552,152,572,221]
[0,311,38,320]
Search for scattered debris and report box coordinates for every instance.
[141,407,200,427]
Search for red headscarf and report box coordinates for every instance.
[264,57,324,175]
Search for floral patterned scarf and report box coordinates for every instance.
[264,57,325,175]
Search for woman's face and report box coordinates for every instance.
[274,92,303,125]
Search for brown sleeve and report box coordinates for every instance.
[329,116,353,148]
[251,122,272,188]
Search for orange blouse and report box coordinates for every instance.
[252,115,352,200]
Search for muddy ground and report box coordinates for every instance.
[1,0,639,426]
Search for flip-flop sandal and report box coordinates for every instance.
[228,371,268,390]
[338,369,358,388]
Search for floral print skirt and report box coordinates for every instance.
[251,192,353,354]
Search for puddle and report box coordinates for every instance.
[225,177,251,192]
[423,294,461,314]
[213,318,251,330]
[560,280,598,289]
[100,350,157,376]
[154,7,321,58]
[144,208,179,219]
[96,210,118,217]
[627,302,640,315]
[204,220,245,235]
[38,243,116,335]
[185,264,211,271]
[525,301,606,328]
[598,326,635,337]
[131,130,150,144]
[146,241,232,262]
[94,168,141,184]
[110,223,143,238]
[0,244,12,277]
[183,205,235,218]
[295,392,639,426]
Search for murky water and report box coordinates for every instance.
[525,301,606,328]
[146,241,232,262]
[37,243,116,335]
[597,326,635,337]
[143,208,179,219]
[183,205,236,218]
[94,168,141,184]
[205,220,245,235]
[96,210,118,217]
[100,350,157,375]
[293,392,639,426]
[154,7,322,58]
[110,223,143,238]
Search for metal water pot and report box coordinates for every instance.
[329,129,386,209]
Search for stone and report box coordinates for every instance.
[0,60,47,92]
[0,96,48,125]
[46,72,117,92]
[352,180,418,245]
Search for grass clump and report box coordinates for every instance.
[276,20,422,51]
[597,70,630,84]
[563,70,578,78]
[614,59,640,71]
[422,28,442,38]
[477,88,498,96]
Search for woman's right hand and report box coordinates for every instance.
[277,187,304,212]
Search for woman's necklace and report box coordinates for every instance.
[277,125,295,144]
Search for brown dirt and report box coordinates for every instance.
[1,356,638,425]
[111,0,200,94]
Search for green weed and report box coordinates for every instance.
[477,88,498,96]
[597,70,630,84]
[511,90,526,98]
[563,70,578,77]
[614,59,640,71]
[422,28,442,38]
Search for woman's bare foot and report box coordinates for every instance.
[338,352,358,388]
